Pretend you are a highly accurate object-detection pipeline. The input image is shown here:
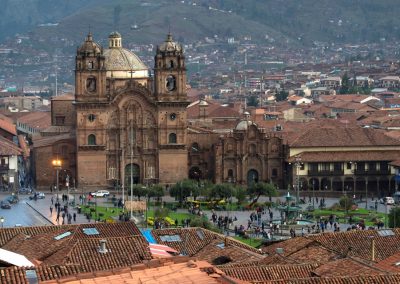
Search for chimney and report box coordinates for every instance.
[99,239,108,254]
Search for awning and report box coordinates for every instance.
[149,243,178,258]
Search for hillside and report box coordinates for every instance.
[2,0,400,45]
[29,0,289,47]
[198,0,400,43]
[0,0,106,40]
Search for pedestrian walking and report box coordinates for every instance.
[73,212,76,222]
[51,197,54,205]
[50,206,53,216]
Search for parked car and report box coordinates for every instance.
[0,201,11,209]
[380,197,395,205]
[19,187,33,195]
[90,190,110,197]
[6,195,19,204]
[29,192,45,200]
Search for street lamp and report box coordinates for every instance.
[312,179,315,208]
[295,155,302,205]
[365,178,369,210]
[0,216,4,228]
[52,158,62,201]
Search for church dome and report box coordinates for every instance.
[103,32,148,78]
[158,33,182,53]
[235,120,256,131]
[78,32,101,55]
[103,48,147,71]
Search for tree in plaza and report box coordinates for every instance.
[169,179,199,204]
[388,206,400,228]
[234,185,247,205]
[248,182,277,206]
[148,184,164,200]
[339,195,354,212]
[210,183,234,201]
[129,184,147,201]
[339,72,350,94]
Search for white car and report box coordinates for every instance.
[380,197,395,205]
[90,190,110,197]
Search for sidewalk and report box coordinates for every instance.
[26,192,91,225]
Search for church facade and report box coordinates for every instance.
[33,32,285,190]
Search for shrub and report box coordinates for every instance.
[339,196,354,211]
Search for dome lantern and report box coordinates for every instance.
[108,31,122,49]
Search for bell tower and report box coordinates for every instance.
[75,32,107,103]
[154,34,189,183]
[75,32,108,187]
[154,33,186,102]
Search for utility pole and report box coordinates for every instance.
[130,123,133,220]
[295,155,302,205]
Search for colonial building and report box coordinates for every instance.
[288,126,400,197]
[33,32,285,190]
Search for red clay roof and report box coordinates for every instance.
[222,263,319,282]
[288,150,400,162]
[290,127,400,147]
[17,112,51,130]
[0,136,22,156]
[0,118,16,135]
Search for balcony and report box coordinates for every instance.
[354,168,390,175]
[308,169,344,176]
[0,165,9,172]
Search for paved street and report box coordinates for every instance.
[0,189,395,237]
[0,193,52,227]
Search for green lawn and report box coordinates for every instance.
[233,236,263,248]
[80,205,124,222]
[311,208,388,227]
[146,209,192,224]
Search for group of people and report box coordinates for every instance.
[50,196,76,224]
[211,211,236,230]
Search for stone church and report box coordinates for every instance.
[33,32,285,190]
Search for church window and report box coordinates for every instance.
[272,168,278,177]
[61,145,68,157]
[88,114,96,122]
[166,75,176,91]
[191,143,200,152]
[55,116,65,125]
[88,134,96,145]
[168,133,177,144]
[88,61,93,69]
[249,144,256,155]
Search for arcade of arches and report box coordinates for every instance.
[297,176,395,197]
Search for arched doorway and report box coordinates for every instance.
[189,167,202,181]
[125,164,140,185]
[247,169,259,186]
[332,177,342,191]
[309,178,319,191]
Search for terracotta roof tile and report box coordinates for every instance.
[0,136,22,156]
[312,258,385,277]
[194,239,264,265]
[0,118,16,135]
[221,263,319,282]
[66,236,152,272]
[262,237,314,257]
[290,127,400,147]
[375,251,400,273]
[288,150,400,162]
[308,229,400,262]
[41,260,230,284]
[269,274,400,284]
[17,111,51,130]
[151,228,262,258]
